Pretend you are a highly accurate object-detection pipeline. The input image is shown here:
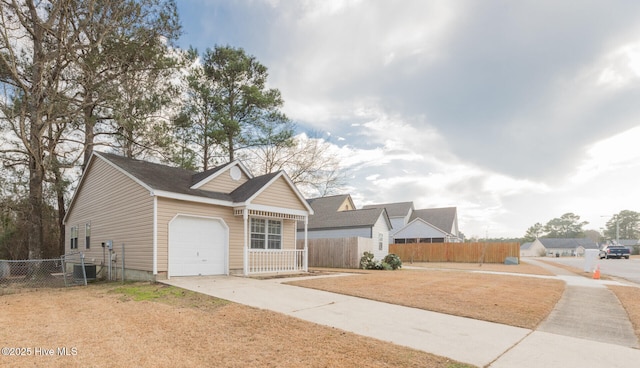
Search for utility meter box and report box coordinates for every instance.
[105,240,113,250]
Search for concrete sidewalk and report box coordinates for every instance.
[524,258,639,349]
[163,268,640,367]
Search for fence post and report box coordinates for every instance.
[80,253,87,286]
[121,243,125,283]
[61,256,68,287]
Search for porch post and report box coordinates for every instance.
[243,209,248,276]
[304,215,309,272]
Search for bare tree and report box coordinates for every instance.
[0,0,81,259]
[0,0,181,258]
[242,133,347,197]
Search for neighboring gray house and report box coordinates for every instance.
[364,203,462,243]
[533,238,599,257]
[520,241,546,257]
[362,202,414,236]
[297,194,392,260]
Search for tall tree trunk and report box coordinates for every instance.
[26,0,47,260]
[83,105,95,170]
[27,152,44,260]
[227,134,235,162]
[53,165,66,256]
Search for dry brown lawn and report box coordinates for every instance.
[407,262,556,276]
[609,286,640,339]
[0,283,472,368]
[290,268,565,329]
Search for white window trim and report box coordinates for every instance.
[70,225,79,249]
[250,218,282,250]
[85,222,91,249]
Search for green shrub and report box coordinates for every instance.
[359,251,380,270]
[359,252,402,270]
[382,254,402,270]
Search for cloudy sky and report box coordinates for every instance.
[176,0,640,238]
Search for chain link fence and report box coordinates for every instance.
[0,252,90,295]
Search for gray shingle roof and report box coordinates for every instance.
[537,238,599,249]
[306,195,351,214]
[362,202,414,217]
[520,242,533,250]
[96,152,275,203]
[299,195,388,230]
[409,207,457,234]
[230,171,280,202]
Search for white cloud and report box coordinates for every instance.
[177,1,640,238]
[571,125,640,184]
[597,39,640,88]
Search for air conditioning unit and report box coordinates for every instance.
[73,264,96,280]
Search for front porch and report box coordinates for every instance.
[247,249,306,274]
[234,207,309,276]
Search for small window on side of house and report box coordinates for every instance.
[85,223,91,249]
[70,226,78,249]
[378,233,383,251]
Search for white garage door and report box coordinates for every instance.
[168,216,227,277]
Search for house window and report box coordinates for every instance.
[85,223,91,249]
[378,233,383,251]
[250,218,282,249]
[70,226,78,249]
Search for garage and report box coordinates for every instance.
[168,215,228,277]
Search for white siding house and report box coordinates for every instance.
[297,195,392,260]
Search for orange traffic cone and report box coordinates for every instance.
[593,265,601,280]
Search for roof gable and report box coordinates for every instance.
[233,171,313,214]
[363,202,414,217]
[248,175,309,211]
[191,161,252,190]
[393,218,448,238]
[410,207,458,235]
[307,194,355,214]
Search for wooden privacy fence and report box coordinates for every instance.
[389,242,520,263]
[297,237,373,268]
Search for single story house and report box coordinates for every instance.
[64,152,313,280]
[364,203,462,243]
[532,238,599,257]
[520,241,546,257]
[296,194,392,260]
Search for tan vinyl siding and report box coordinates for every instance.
[197,170,248,193]
[337,198,354,211]
[252,177,307,211]
[156,198,245,272]
[282,219,296,250]
[65,158,153,271]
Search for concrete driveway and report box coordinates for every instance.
[164,274,529,367]
[163,272,640,368]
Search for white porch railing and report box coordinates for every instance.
[247,249,306,274]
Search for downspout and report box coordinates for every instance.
[304,216,309,272]
[243,209,248,276]
[153,195,158,276]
